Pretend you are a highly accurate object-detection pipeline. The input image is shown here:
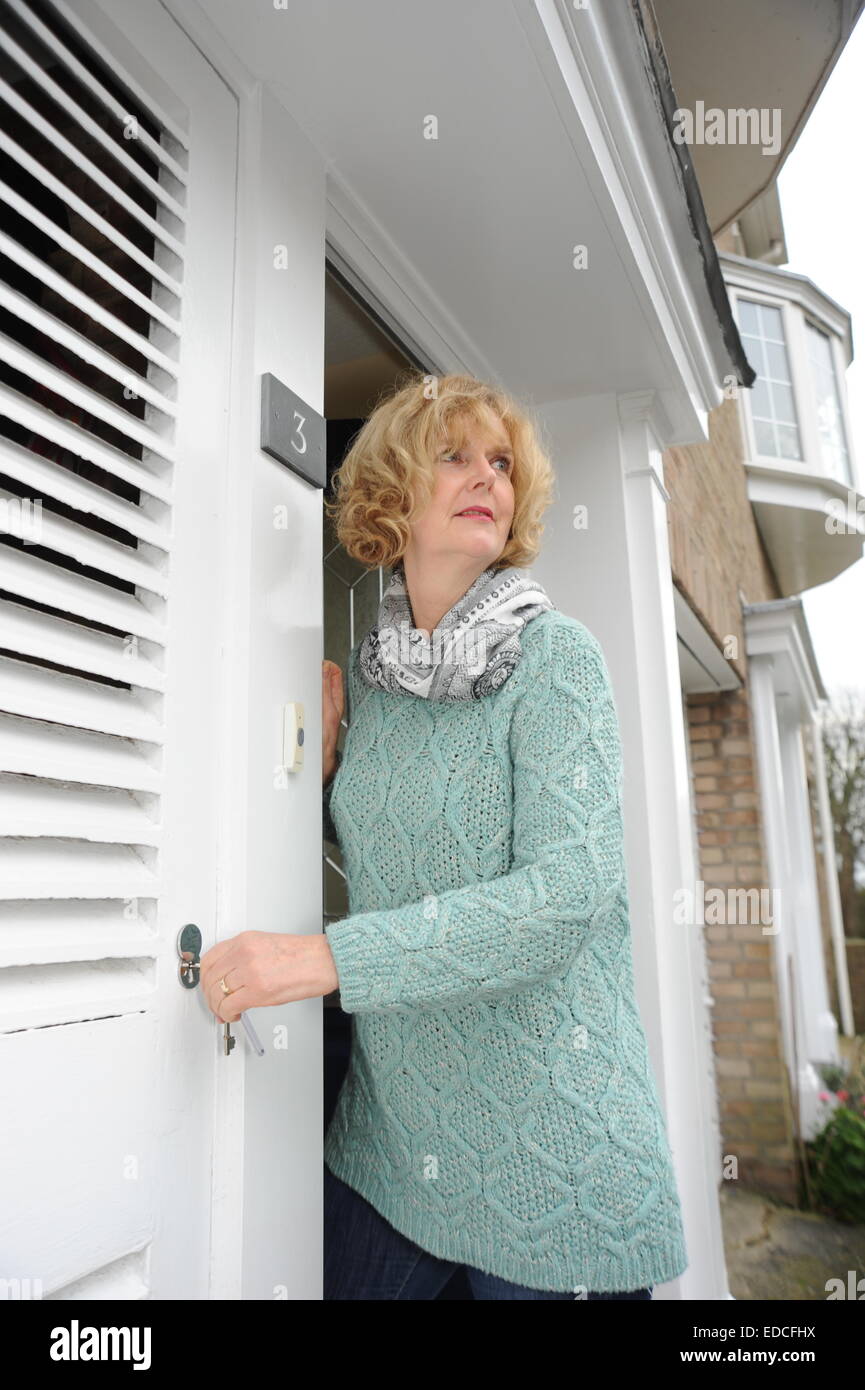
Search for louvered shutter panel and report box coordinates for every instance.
[0,0,187,1012]
[0,0,329,1302]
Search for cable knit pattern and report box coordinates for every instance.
[323,609,688,1293]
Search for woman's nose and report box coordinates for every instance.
[466,454,498,482]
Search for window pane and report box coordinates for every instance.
[765,341,789,381]
[751,378,772,419]
[742,333,767,378]
[739,297,801,460]
[776,424,802,461]
[757,303,785,342]
[806,321,850,484]
[754,419,777,456]
[769,382,796,425]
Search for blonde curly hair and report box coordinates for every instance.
[324,370,556,571]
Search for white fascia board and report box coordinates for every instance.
[674,588,743,694]
[515,0,735,441]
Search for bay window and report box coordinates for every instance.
[728,270,856,490]
[720,252,861,596]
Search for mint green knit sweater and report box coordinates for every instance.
[323,608,688,1293]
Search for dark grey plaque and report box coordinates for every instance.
[260,372,325,488]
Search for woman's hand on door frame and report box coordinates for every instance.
[322,660,345,785]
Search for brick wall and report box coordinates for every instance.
[846,941,865,1035]
[665,395,779,679]
[687,685,798,1202]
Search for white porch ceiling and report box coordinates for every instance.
[189,0,741,442]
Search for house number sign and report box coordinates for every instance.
[260,372,326,488]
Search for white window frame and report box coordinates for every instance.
[729,285,857,491]
[737,293,805,464]
[802,316,853,488]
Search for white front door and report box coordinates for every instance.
[0,0,251,1298]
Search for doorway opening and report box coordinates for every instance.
[322,258,424,1118]
[321,262,472,1298]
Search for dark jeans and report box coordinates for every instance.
[324,1165,653,1301]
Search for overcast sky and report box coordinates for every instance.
[777,16,865,705]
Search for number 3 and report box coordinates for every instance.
[292,410,307,454]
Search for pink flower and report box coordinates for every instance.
[836,1090,850,1102]
[819,1091,830,1102]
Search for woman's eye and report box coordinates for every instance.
[440,451,512,472]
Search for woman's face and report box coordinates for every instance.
[404,413,516,571]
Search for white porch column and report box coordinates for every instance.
[779,717,840,1115]
[809,712,855,1039]
[747,653,798,1074]
[531,389,729,1300]
[745,602,842,1139]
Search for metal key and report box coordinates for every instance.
[223,1021,236,1055]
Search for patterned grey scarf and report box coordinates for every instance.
[357,563,556,700]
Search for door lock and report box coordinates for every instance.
[178,923,265,1059]
[177,923,202,988]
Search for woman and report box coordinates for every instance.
[201,372,688,1300]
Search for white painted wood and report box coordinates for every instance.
[0,435,170,544]
[1,1015,158,1292]
[0,280,177,413]
[0,330,177,456]
[747,654,800,1110]
[809,713,855,1039]
[0,713,161,792]
[205,81,328,1301]
[0,380,173,497]
[49,0,191,144]
[0,958,155,1032]
[674,587,743,695]
[0,899,158,968]
[0,70,185,254]
[0,489,168,594]
[0,217,182,351]
[0,19,185,216]
[5,0,189,180]
[139,0,330,1299]
[0,548,166,638]
[0,838,157,902]
[0,656,163,741]
[0,774,159,846]
[0,0,238,1299]
[778,717,839,1089]
[745,602,844,1138]
[0,602,166,692]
